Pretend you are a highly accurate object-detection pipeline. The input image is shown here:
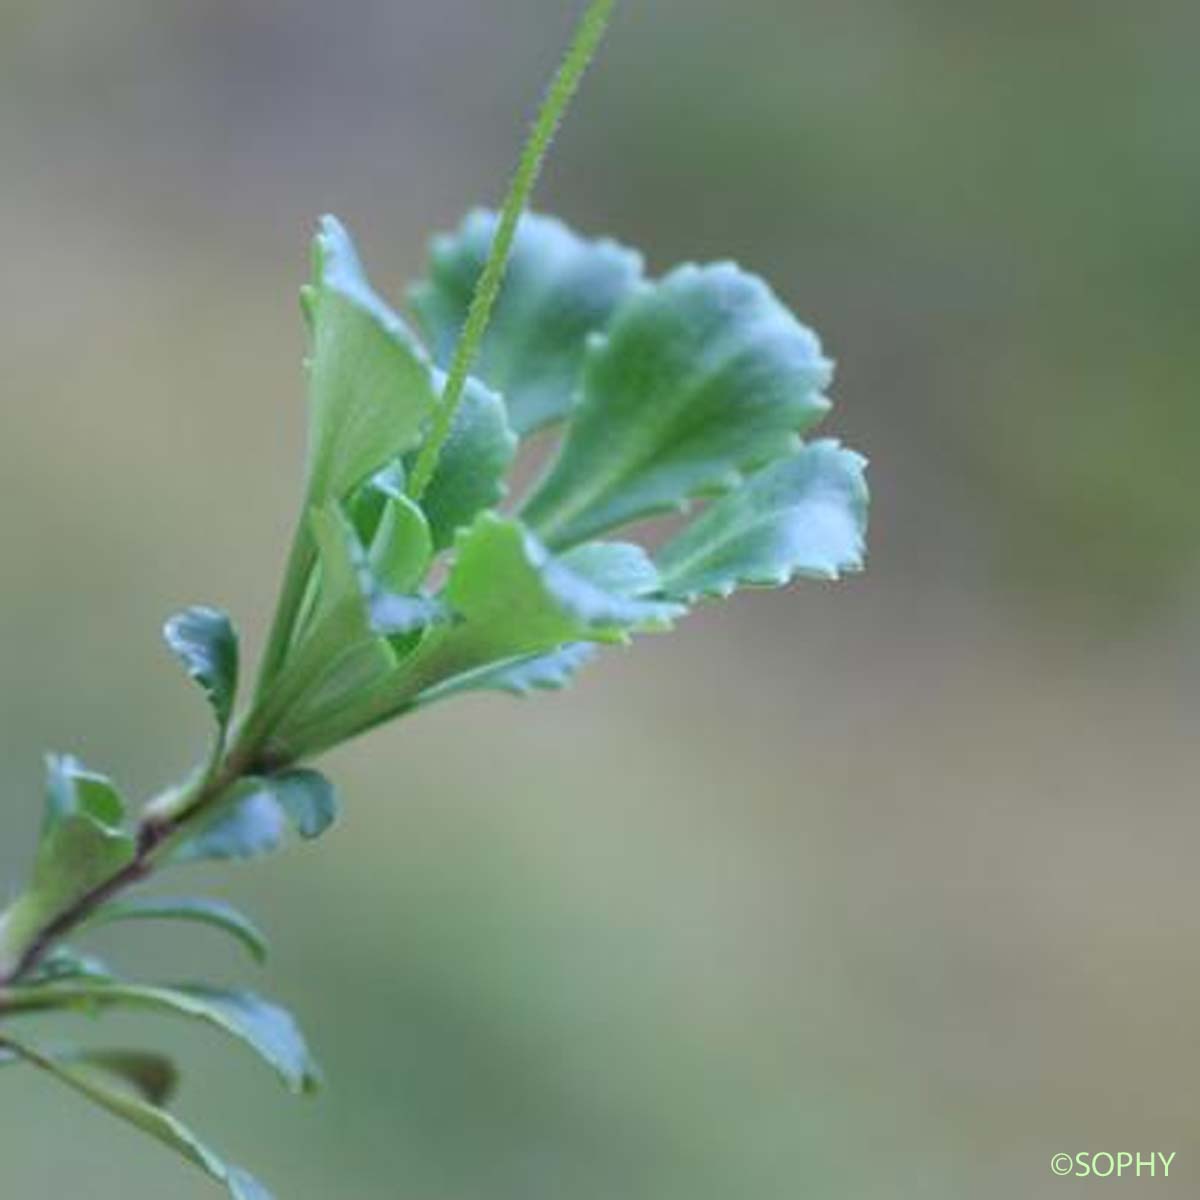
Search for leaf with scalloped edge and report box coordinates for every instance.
[522,262,833,549]
[414,643,598,707]
[409,373,517,550]
[0,1032,271,1199]
[304,216,438,504]
[558,541,664,597]
[163,607,239,731]
[442,514,681,657]
[287,516,682,756]
[656,440,868,600]
[168,770,338,864]
[411,210,643,434]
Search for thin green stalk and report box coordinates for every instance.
[407,0,616,500]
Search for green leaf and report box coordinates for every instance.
[0,758,135,977]
[78,1050,180,1105]
[558,541,664,597]
[168,770,338,864]
[168,784,287,864]
[280,516,679,758]
[85,897,269,965]
[411,210,643,434]
[305,216,438,504]
[0,1043,175,1102]
[365,491,432,593]
[43,753,126,833]
[163,607,239,730]
[266,769,338,841]
[522,262,834,549]
[24,946,115,984]
[414,643,597,707]
[408,373,517,550]
[656,440,869,599]
[442,513,681,658]
[3,981,321,1094]
[0,1032,271,1199]
[261,505,400,728]
[347,460,408,544]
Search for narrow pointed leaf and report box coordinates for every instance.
[76,1050,180,1106]
[306,216,438,503]
[85,897,269,965]
[657,440,869,599]
[163,607,239,729]
[411,209,643,433]
[2,981,321,1094]
[0,1044,175,1103]
[522,263,833,548]
[0,1032,271,1199]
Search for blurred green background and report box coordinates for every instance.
[2,2,1198,1197]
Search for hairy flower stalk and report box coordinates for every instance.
[0,2,869,1196]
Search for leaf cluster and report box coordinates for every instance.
[0,202,866,1197]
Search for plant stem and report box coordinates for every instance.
[0,738,267,992]
[406,0,617,500]
[0,0,621,1004]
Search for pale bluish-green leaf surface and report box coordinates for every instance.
[304,216,438,504]
[264,769,338,841]
[169,770,338,863]
[408,373,517,549]
[163,607,239,729]
[559,541,664,597]
[169,784,288,864]
[411,210,643,434]
[656,439,868,599]
[522,263,834,549]
[414,643,597,707]
[85,897,269,964]
[3,981,320,1094]
[0,1033,270,1200]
